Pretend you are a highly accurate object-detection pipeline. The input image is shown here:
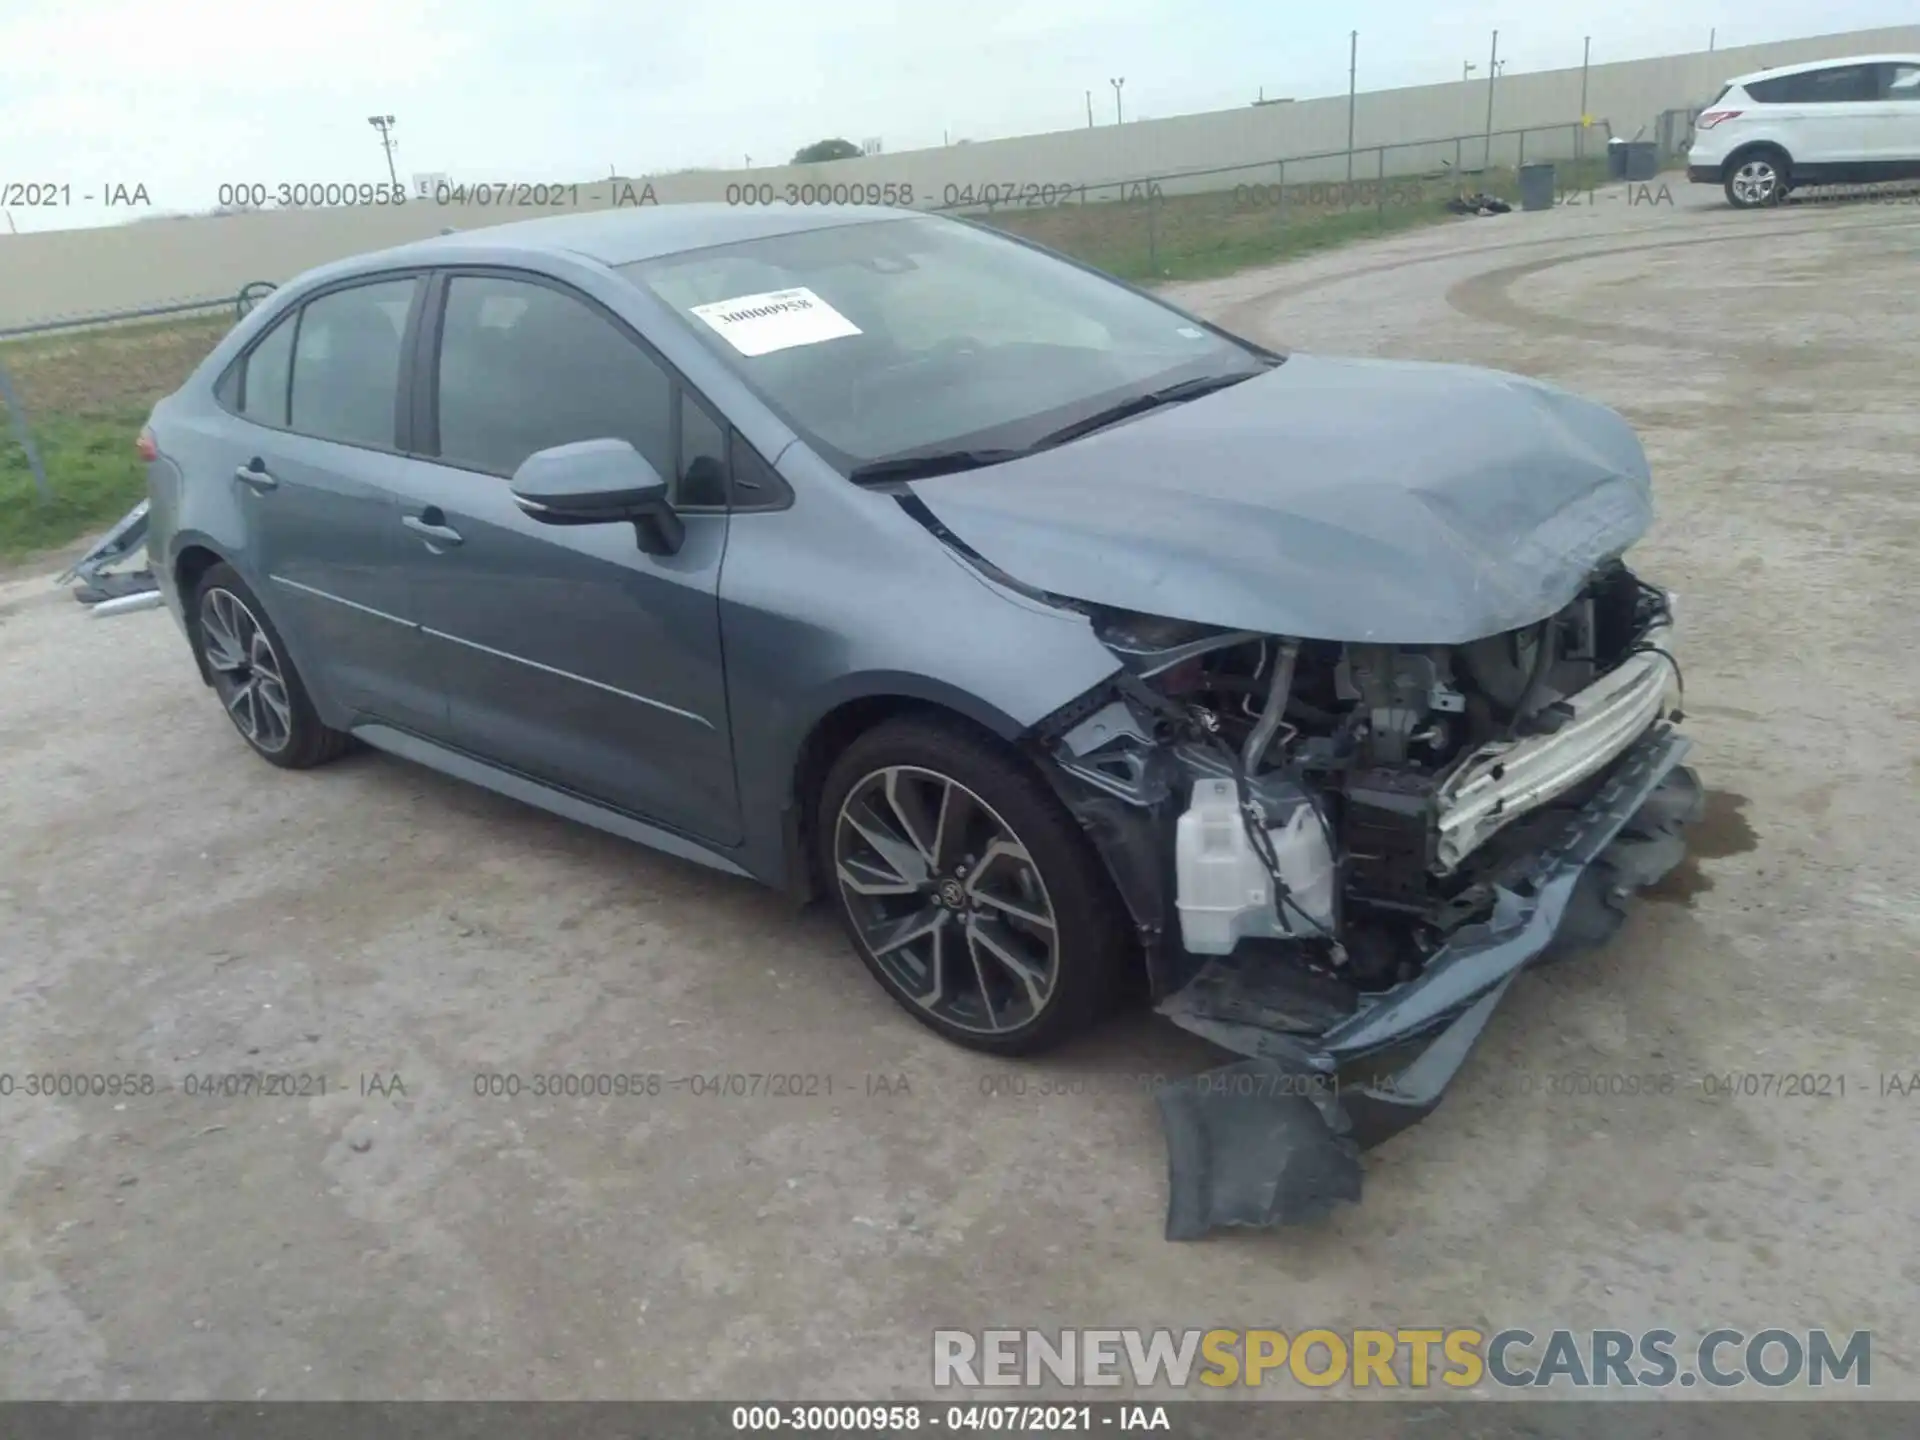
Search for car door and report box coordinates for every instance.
[395,268,742,845]
[1872,61,1920,171]
[212,273,446,736]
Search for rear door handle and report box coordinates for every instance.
[234,460,278,492]
[403,510,464,548]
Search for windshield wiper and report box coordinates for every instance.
[1027,371,1260,451]
[846,448,1030,484]
[845,370,1263,485]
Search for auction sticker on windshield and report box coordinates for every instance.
[690,287,862,356]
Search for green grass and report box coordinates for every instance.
[0,310,230,565]
[0,411,149,565]
[0,161,1614,563]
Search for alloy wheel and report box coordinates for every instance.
[198,587,294,753]
[1731,159,1778,206]
[833,765,1060,1035]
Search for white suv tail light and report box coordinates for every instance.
[1696,109,1745,129]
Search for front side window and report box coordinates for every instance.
[678,392,729,508]
[433,274,673,480]
[288,279,417,449]
[620,216,1271,476]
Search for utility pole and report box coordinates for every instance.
[367,115,398,187]
[1709,28,1716,51]
[1346,31,1358,182]
[1578,36,1592,165]
[1086,90,1094,128]
[1110,77,1125,124]
[1482,31,1499,170]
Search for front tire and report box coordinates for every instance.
[1724,150,1789,208]
[191,563,350,769]
[818,717,1129,1055]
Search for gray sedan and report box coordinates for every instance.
[143,204,1701,1236]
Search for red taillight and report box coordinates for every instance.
[136,427,158,462]
[1696,109,1744,129]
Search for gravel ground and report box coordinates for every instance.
[2,180,1917,1404]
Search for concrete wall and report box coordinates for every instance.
[4,24,1915,330]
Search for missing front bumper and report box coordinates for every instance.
[1155,727,1699,1239]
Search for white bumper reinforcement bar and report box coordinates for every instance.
[1434,623,1678,873]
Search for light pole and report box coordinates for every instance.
[367,114,398,187]
[1086,90,1094,128]
[1578,36,1591,164]
[1346,31,1358,182]
[1482,31,1499,170]
[1109,77,1125,124]
[1463,61,1477,82]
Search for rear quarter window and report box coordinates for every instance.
[1747,65,1879,104]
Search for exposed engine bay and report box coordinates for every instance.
[1027,557,1700,1238]
[1043,557,1682,989]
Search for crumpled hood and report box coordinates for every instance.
[907,353,1654,645]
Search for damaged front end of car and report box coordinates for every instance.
[1025,562,1702,1240]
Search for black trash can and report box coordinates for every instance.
[1518,162,1557,212]
[1607,137,1628,180]
[1624,141,1659,182]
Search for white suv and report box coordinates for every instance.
[1685,54,1920,207]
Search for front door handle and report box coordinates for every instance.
[403,510,464,548]
[234,460,278,492]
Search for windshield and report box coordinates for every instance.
[620,216,1274,475]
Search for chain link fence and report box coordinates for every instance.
[930,119,1611,280]
[1654,107,1704,166]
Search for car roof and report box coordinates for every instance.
[374,202,919,270]
[1725,52,1920,86]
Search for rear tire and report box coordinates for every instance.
[1724,149,1789,208]
[817,716,1130,1055]
[190,563,351,770]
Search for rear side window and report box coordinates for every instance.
[433,274,674,479]
[288,279,417,449]
[1747,65,1879,104]
[1886,63,1920,100]
[239,313,295,427]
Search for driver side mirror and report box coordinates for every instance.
[510,439,684,556]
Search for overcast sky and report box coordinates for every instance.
[2,0,1913,232]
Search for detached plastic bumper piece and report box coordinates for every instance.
[1156,727,1697,1239]
[1157,1061,1362,1240]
